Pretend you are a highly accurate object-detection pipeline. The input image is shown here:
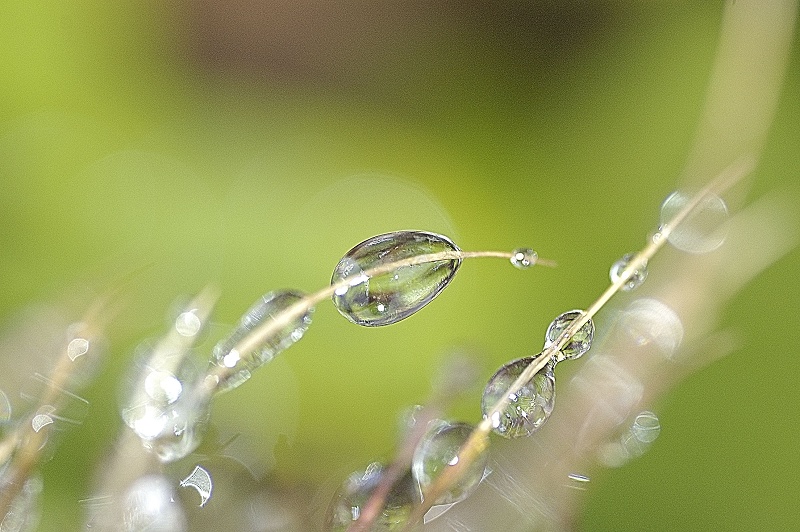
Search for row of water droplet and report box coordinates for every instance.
[323,189,729,529]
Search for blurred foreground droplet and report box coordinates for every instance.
[660,191,729,253]
[324,462,418,531]
[211,290,312,393]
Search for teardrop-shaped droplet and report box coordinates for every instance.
[331,231,462,326]
[411,421,487,505]
[659,190,729,253]
[609,253,648,291]
[324,462,419,531]
[544,310,594,363]
[211,290,312,393]
[510,248,537,269]
[482,357,556,438]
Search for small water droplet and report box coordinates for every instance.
[67,337,90,361]
[411,421,487,505]
[175,311,202,337]
[324,462,418,531]
[180,465,213,507]
[660,190,729,253]
[510,248,537,269]
[544,310,594,362]
[331,231,462,326]
[609,253,648,291]
[211,290,312,393]
[482,357,556,438]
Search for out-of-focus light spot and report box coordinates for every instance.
[175,311,202,337]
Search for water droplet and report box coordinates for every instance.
[180,465,213,507]
[122,475,187,532]
[482,357,556,438]
[660,190,729,253]
[411,421,487,505]
[510,248,537,269]
[211,290,312,393]
[609,253,648,291]
[331,231,462,326]
[544,310,594,362]
[324,462,418,531]
[631,410,661,444]
[67,337,90,361]
[175,311,202,337]
[121,352,210,463]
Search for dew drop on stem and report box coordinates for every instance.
[331,231,462,327]
[544,310,595,363]
[411,421,488,505]
[324,462,418,531]
[482,357,556,438]
[609,253,648,291]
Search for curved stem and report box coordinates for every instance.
[404,156,755,526]
[205,249,556,391]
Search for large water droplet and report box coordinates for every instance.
[544,310,594,363]
[609,253,648,291]
[331,231,462,326]
[324,462,418,531]
[411,421,487,505]
[482,357,556,438]
[211,290,312,393]
[660,190,729,253]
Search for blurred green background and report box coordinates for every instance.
[0,1,798,530]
